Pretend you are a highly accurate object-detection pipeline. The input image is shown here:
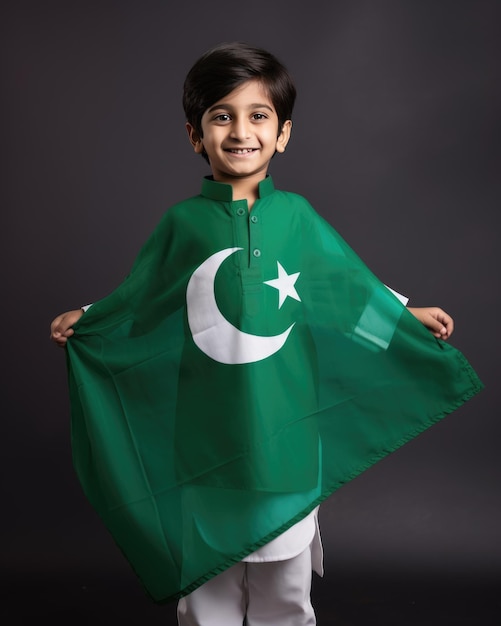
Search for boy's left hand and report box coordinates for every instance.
[407,306,454,340]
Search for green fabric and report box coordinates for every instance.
[65,176,483,603]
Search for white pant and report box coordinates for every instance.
[177,546,316,626]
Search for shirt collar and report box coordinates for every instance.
[201,176,275,202]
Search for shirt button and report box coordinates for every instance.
[253,249,261,258]
[250,215,258,223]
[237,207,245,216]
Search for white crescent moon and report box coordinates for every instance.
[186,247,295,364]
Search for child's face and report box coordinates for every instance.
[187,80,291,186]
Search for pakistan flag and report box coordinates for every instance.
[65,177,483,603]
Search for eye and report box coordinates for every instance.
[252,113,268,121]
[213,113,231,122]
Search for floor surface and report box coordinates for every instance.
[2,571,499,625]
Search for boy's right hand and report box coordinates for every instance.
[50,309,84,347]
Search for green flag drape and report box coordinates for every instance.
[65,177,483,603]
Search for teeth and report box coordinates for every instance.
[230,149,254,154]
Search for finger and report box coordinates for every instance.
[51,334,67,347]
[426,315,444,334]
[438,319,453,338]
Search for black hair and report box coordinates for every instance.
[183,41,296,145]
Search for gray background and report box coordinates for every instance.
[2,0,499,623]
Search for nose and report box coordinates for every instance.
[229,116,251,141]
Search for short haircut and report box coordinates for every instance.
[183,41,297,142]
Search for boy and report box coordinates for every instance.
[50,43,481,625]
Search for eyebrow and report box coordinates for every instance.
[206,102,275,113]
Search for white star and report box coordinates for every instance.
[264,262,301,309]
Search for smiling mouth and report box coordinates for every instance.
[226,148,258,154]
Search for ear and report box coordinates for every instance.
[186,122,204,154]
[275,120,292,154]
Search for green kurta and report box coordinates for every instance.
[65,176,483,602]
